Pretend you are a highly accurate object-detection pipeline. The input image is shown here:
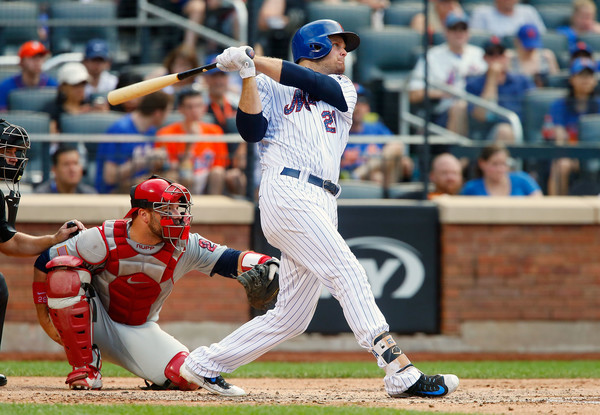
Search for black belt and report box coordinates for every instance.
[280,167,341,197]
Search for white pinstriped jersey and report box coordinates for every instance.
[255,73,357,181]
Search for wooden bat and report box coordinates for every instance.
[107,47,255,106]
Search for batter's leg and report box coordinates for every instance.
[0,273,7,387]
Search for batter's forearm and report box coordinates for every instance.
[254,56,283,82]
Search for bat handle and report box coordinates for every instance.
[245,47,255,59]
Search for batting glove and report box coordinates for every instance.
[216,46,255,79]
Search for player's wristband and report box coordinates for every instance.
[241,251,271,272]
[32,281,48,305]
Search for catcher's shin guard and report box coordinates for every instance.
[46,256,95,370]
[164,351,199,391]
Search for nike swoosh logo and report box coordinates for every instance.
[421,386,446,396]
[127,277,147,285]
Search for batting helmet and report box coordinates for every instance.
[125,176,193,250]
[0,119,30,184]
[291,19,360,63]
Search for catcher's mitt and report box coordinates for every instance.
[236,258,279,310]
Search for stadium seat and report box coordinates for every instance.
[0,1,39,55]
[354,27,422,85]
[527,0,573,5]
[384,3,423,27]
[547,70,569,88]
[0,67,19,83]
[8,87,57,112]
[540,32,570,65]
[49,1,118,54]
[578,114,600,143]
[578,34,600,56]
[338,179,384,199]
[161,111,184,127]
[305,3,372,35]
[536,6,571,30]
[522,87,567,143]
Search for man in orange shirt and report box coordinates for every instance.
[157,89,231,195]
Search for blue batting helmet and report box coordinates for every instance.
[291,19,360,63]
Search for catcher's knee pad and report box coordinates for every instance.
[371,332,412,376]
[164,351,199,391]
[46,255,94,368]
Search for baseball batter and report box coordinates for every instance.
[0,119,82,387]
[183,20,459,398]
[33,176,279,393]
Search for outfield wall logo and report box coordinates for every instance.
[320,236,425,299]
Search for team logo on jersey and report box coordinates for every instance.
[319,236,425,299]
[284,89,317,115]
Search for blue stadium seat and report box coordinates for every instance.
[384,3,423,27]
[305,3,372,35]
[522,87,567,143]
[8,87,57,112]
[578,114,600,143]
[0,1,39,55]
[536,6,571,30]
[338,179,384,199]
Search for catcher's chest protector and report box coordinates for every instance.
[97,220,183,325]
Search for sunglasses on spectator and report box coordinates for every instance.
[448,24,468,32]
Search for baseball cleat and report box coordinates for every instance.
[0,374,6,387]
[199,375,246,397]
[390,373,459,398]
[66,366,103,390]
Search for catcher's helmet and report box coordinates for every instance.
[291,19,360,64]
[0,119,30,184]
[125,176,193,250]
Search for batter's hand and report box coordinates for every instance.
[216,46,255,79]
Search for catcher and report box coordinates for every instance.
[32,175,279,394]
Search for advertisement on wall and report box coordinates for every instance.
[252,201,440,334]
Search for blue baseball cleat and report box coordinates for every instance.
[391,373,459,398]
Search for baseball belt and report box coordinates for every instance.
[280,167,341,197]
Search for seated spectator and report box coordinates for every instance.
[557,0,600,51]
[508,24,559,88]
[546,57,600,195]
[469,0,546,39]
[82,39,118,103]
[156,89,245,196]
[341,84,413,196]
[203,0,240,55]
[0,41,57,111]
[45,62,107,134]
[256,0,307,59]
[429,153,463,198]
[110,72,144,113]
[95,91,172,194]
[409,13,487,136]
[466,36,536,143]
[147,44,200,99]
[411,0,465,36]
[460,142,542,196]
[34,144,96,194]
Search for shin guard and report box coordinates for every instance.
[164,351,200,391]
[371,332,413,376]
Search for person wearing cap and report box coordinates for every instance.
[469,0,546,39]
[0,40,58,111]
[82,38,118,101]
[408,12,487,137]
[558,0,600,51]
[466,36,536,143]
[341,84,413,195]
[546,57,600,195]
[508,24,559,87]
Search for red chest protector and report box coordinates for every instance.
[100,220,181,325]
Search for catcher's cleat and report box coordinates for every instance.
[66,366,102,390]
[0,374,6,387]
[389,371,459,398]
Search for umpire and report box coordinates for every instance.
[0,119,82,386]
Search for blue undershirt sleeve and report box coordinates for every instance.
[279,61,348,112]
[211,247,242,278]
[236,110,268,143]
[34,250,51,273]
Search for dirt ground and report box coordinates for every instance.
[1,377,599,414]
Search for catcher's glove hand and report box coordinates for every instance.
[236,258,279,310]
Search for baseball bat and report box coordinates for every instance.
[107,47,255,106]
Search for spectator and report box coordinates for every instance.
[82,39,118,102]
[508,24,559,88]
[557,0,600,51]
[95,91,172,194]
[410,0,465,36]
[0,41,58,111]
[256,0,306,59]
[570,40,594,62]
[466,36,536,143]
[469,0,546,39]
[460,142,542,196]
[409,12,487,136]
[147,44,200,99]
[203,0,240,55]
[157,89,245,195]
[45,62,107,134]
[546,57,600,195]
[110,72,144,113]
[33,145,97,194]
[429,153,463,198]
[341,84,413,195]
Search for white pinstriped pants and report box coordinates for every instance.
[185,167,390,377]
